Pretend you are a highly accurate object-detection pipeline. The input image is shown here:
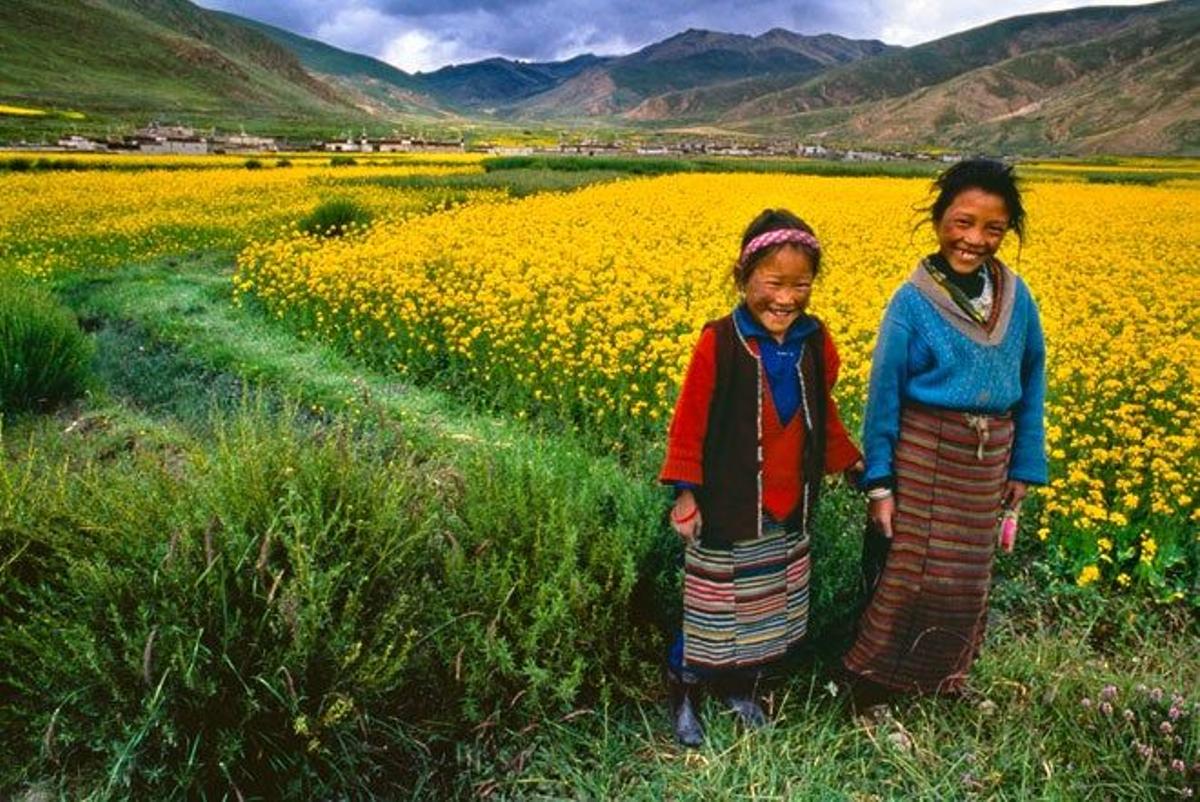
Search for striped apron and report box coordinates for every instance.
[682,519,809,670]
[843,404,1013,694]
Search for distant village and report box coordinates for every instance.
[3,123,962,163]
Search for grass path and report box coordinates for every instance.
[56,254,523,452]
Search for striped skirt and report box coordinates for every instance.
[682,520,809,671]
[843,404,1013,694]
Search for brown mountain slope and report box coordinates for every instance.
[724,2,1200,155]
[725,1,1185,120]
[511,29,891,118]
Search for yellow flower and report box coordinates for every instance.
[1141,537,1158,564]
[1077,565,1101,587]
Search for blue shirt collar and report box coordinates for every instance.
[733,304,818,347]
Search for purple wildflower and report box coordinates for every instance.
[1100,684,1118,702]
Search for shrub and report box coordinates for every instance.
[329,155,357,167]
[0,275,93,413]
[0,406,439,797]
[298,198,373,238]
[0,401,665,796]
[243,158,264,170]
[275,158,292,168]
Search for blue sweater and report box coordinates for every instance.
[861,269,1048,486]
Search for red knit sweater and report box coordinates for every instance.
[660,323,862,521]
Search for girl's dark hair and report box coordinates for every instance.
[733,208,821,289]
[929,158,1026,241]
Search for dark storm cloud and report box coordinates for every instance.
[195,0,868,72]
[192,0,1158,72]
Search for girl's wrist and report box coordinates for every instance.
[671,505,699,524]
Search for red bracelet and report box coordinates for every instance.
[671,506,699,524]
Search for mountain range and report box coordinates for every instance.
[1,0,1196,154]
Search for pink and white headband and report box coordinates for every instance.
[739,228,821,267]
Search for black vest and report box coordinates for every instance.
[697,315,827,547]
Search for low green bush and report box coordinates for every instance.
[243,158,264,170]
[0,401,664,797]
[298,198,373,238]
[328,155,357,167]
[0,275,93,412]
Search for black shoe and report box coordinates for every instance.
[724,692,767,729]
[719,677,767,730]
[667,670,705,747]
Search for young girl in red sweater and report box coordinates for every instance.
[660,209,863,747]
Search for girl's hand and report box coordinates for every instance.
[1002,480,1028,510]
[868,495,895,539]
[671,489,703,545]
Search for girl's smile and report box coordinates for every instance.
[743,245,815,342]
[935,188,1011,274]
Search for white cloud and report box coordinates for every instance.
[383,29,473,72]
[879,0,1160,45]
[313,7,405,56]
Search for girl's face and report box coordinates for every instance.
[935,187,1011,274]
[742,244,815,343]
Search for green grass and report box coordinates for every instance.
[297,198,372,238]
[482,154,946,179]
[3,258,676,797]
[331,167,633,197]
[0,273,93,412]
[488,604,1199,799]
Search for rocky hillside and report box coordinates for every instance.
[721,0,1200,155]
[509,29,893,119]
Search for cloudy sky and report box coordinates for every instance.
[193,0,1162,73]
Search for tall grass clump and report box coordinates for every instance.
[0,400,666,797]
[0,275,93,412]
[298,198,373,238]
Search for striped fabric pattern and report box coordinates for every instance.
[844,404,1014,694]
[683,521,810,669]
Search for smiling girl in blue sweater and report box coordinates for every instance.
[843,159,1048,703]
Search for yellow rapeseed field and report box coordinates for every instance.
[235,172,1200,596]
[0,157,490,278]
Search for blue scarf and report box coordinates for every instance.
[733,304,817,426]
